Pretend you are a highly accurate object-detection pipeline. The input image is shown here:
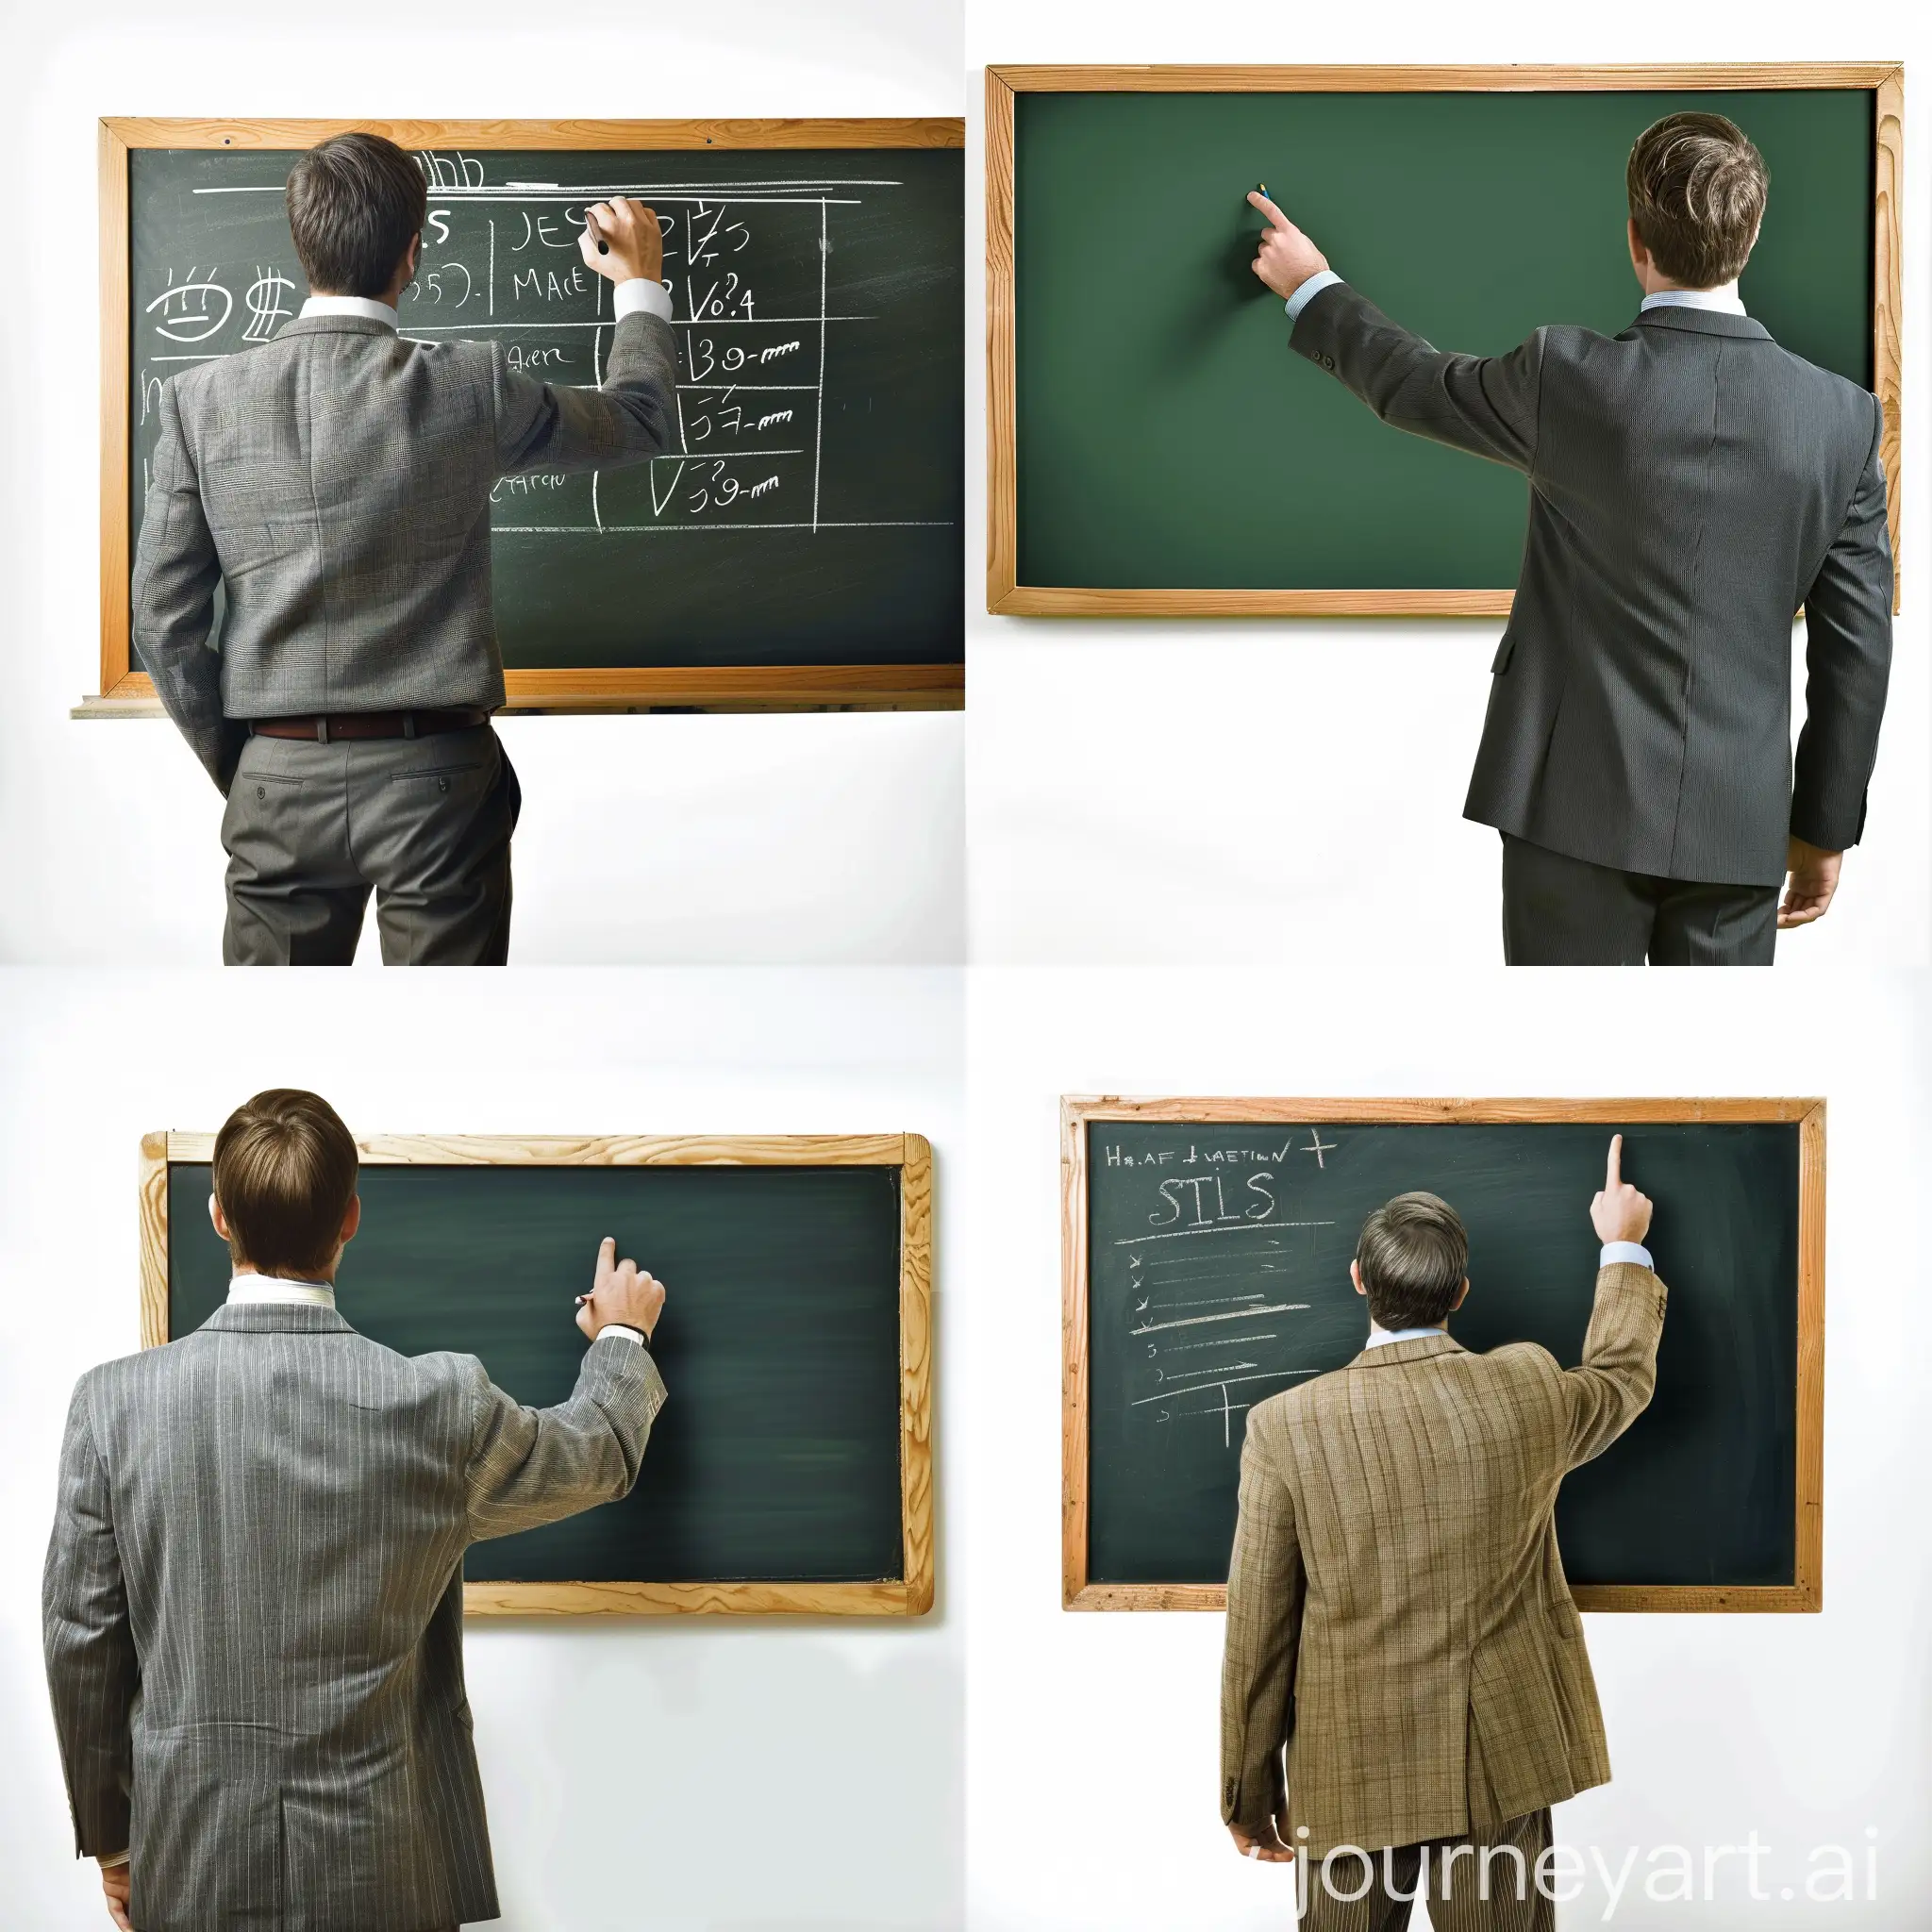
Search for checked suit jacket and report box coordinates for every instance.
[42,1301,666,1932]
[1220,1261,1667,1857]
[1291,282,1892,888]
[131,305,677,791]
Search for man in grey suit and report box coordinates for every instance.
[1250,112,1892,965]
[44,1090,669,1930]
[132,133,679,965]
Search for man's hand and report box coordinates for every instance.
[98,1860,132,1932]
[1778,836,1843,929]
[575,1237,667,1341]
[1247,192,1330,303]
[578,199,664,287]
[1228,1817,1295,1863]
[1590,1135,1653,1246]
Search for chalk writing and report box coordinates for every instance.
[135,156,935,540]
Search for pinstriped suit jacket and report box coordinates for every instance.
[131,308,678,791]
[1292,284,1891,887]
[42,1301,666,1932]
[1220,1263,1666,1857]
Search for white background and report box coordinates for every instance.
[0,0,964,966]
[0,968,964,1930]
[966,0,1931,969]
[964,965,1931,1928]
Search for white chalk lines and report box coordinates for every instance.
[1110,1137,1345,1448]
[142,156,956,541]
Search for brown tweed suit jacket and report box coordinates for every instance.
[1221,1262,1667,1857]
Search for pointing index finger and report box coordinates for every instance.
[1247,190,1292,232]
[1606,1134,1624,1190]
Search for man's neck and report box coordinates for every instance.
[233,1262,339,1286]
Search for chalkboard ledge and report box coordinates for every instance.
[75,666,964,720]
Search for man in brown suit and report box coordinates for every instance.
[1220,1138,1665,1927]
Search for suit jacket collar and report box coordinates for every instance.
[269,315,399,342]
[1346,1332,1465,1370]
[1629,307,1773,343]
[199,1301,356,1336]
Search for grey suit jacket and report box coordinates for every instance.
[43,1302,666,1932]
[131,308,678,791]
[1292,284,1892,886]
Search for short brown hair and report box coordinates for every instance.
[1627,112,1768,289]
[1355,1191,1468,1329]
[285,132,426,298]
[212,1090,358,1277]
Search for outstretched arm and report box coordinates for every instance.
[466,1240,671,1541]
[1564,1136,1669,1468]
[1249,190,1542,473]
[1786,398,1892,899]
[130,381,244,792]
[497,198,678,475]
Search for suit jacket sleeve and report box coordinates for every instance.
[1219,1406,1306,1833]
[495,310,678,477]
[129,379,243,793]
[464,1332,668,1542]
[1558,1262,1669,1470]
[42,1377,139,1859]
[1289,280,1543,473]
[1791,395,1892,851]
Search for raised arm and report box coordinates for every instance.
[496,198,678,476]
[130,380,243,792]
[1220,1405,1306,1861]
[42,1380,139,1869]
[1563,1136,1669,1468]
[1790,398,1892,862]
[1248,191,1542,473]
[465,1240,670,1541]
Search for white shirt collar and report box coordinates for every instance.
[1641,282,1746,316]
[299,294,399,329]
[227,1274,337,1309]
[1365,1323,1447,1349]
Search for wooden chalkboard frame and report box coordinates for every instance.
[1060,1095,1825,1614]
[138,1128,935,1618]
[90,115,965,720]
[987,65,1904,616]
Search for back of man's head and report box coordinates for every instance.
[1626,112,1768,290]
[212,1089,358,1278]
[285,132,427,298]
[1355,1191,1468,1329]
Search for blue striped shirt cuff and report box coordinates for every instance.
[1284,268,1344,324]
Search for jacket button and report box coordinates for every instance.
[256,785,266,800]
[438,776,451,793]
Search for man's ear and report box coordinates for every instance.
[208,1191,228,1241]
[1350,1259,1365,1298]
[1451,1277,1471,1312]
[1627,218,1648,281]
[340,1192,362,1248]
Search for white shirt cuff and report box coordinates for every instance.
[1600,1241,1654,1271]
[99,1852,129,1868]
[1284,268,1344,325]
[613,278,673,323]
[596,1324,646,1345]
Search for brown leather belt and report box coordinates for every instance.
[246,707,491,743]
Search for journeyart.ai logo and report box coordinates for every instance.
[1277,1832,1880,1918]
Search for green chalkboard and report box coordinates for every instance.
[127,142,962,676]
[1081,1118,1805,1596]
[167,1160,908,1587]
[1013,88,1875,592]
